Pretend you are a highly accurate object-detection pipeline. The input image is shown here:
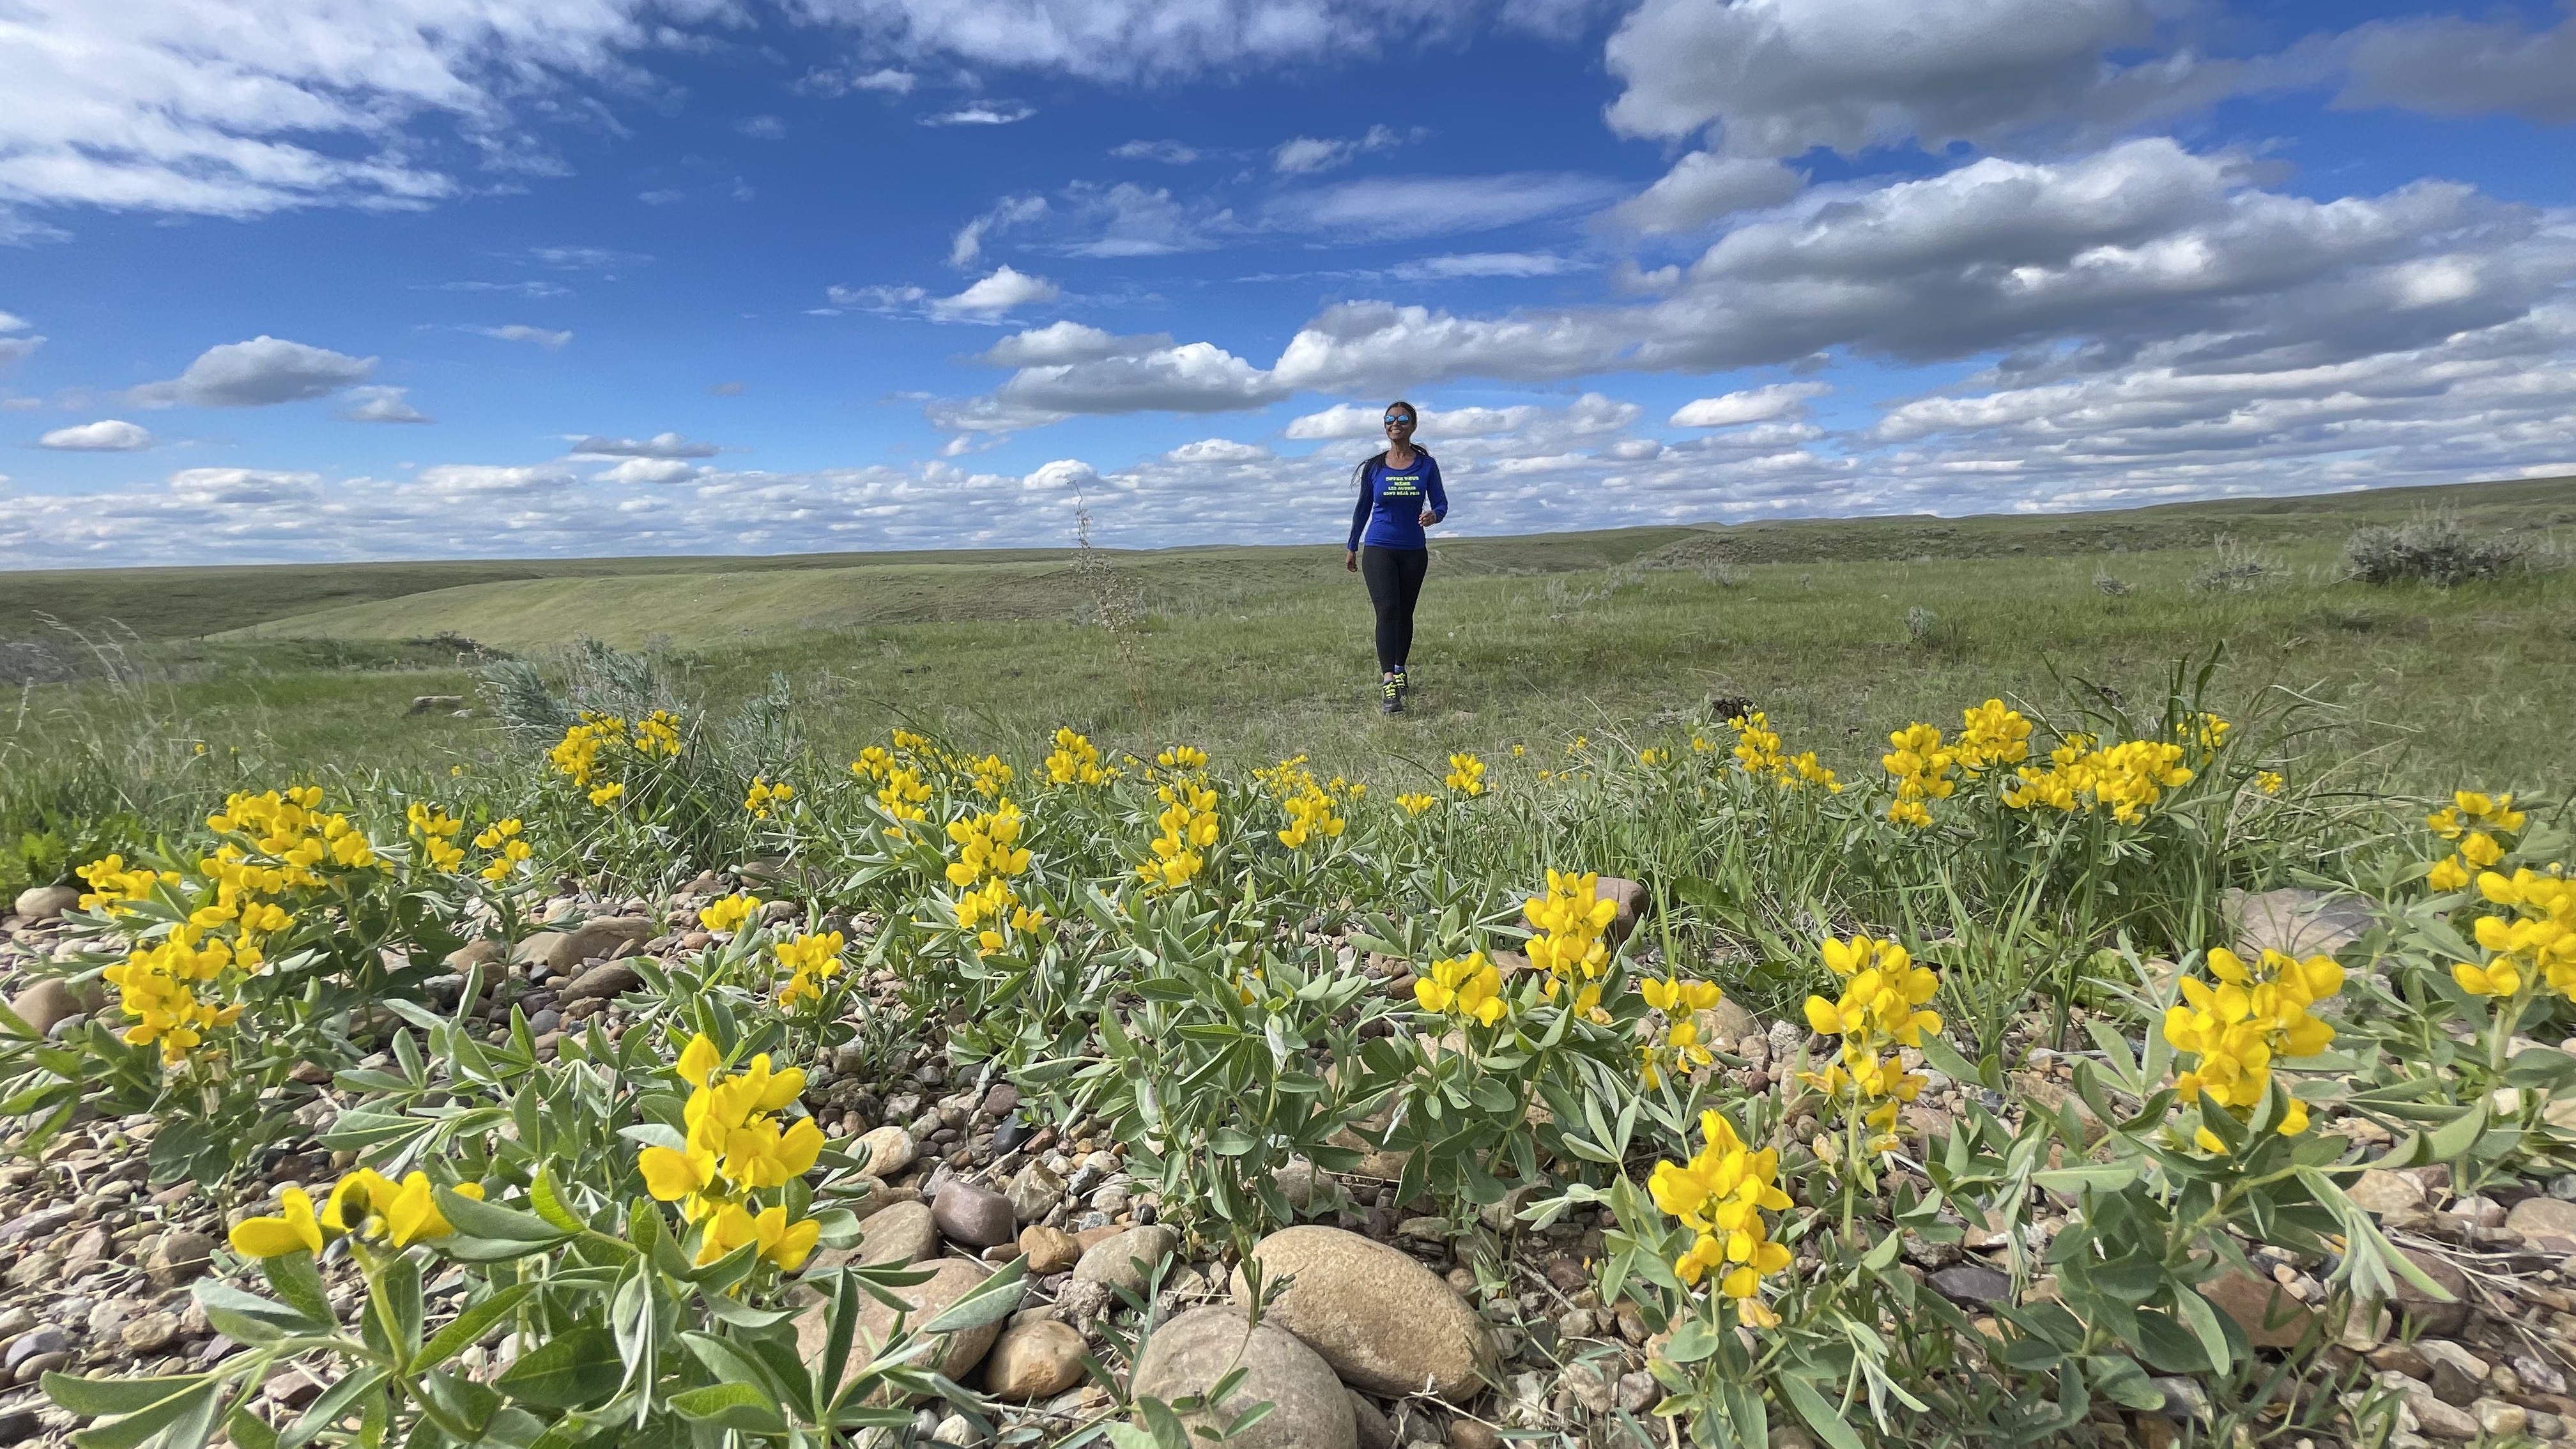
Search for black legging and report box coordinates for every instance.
[1360,546,1429,675]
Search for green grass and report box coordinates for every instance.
[0,474,2568,895]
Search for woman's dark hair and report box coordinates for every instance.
[1353,401,1429,489]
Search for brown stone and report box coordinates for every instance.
[2392,1247,2471,1335]
[512,916,653,973]
[981,1319,1084,1400]
[1231,1225,1498,1399]
[2199,1269,2315,1349]
[793,1257,1010,1392]
[1128,1307,1356,1449]
[1019,1224,1080,1276]
[2504,1195,2576,1253]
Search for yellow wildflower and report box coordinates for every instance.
[1445,753,1486,796]
[2164,947,2341,1142]
[1414,951,1506,1027]
[700,893,762,933]
[1395,792,1436,816]
[1648,1109,1792,1321]
[1524,870,1616,1004]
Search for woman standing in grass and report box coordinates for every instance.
[1344,401,1448,715]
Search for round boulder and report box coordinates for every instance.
[1129,1307,1356,1449]
[1230,1225,1497,1400]
[13,884,79,921]
[983,1318,1085,1400]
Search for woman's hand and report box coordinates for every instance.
[1419,509,1439,526]
[1346,549,1359,572]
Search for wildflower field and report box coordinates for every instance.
[0,480,2573,1449]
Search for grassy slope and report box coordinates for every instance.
[11,473,2567,645]
[1,478,2569,851]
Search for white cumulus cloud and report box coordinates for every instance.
[340,386,431,423]
[1671,383,1831,427]
[594,457,702,484]
[132,335,376,407]
[470,324,572,349]
[37,418,152,450]
[567,432,720,459]
[930,266,1061,320]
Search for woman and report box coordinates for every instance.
[1344,401,1448,714]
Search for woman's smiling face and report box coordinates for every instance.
[1384,408,1416,440]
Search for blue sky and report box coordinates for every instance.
[1,0,2572,563]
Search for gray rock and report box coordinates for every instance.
[1129,1308,1356,1449]
[862,1201,941,1268]
[13,884,79,921]
[7,979,82,1036]
[1007,1162,1064,1224]
[856,1125,917,1179]
[1232,1225,1499,1400]
[2384,1372,2479,1441]
[4,1326,66,1370]
[2506,1195,2576,1252]
[512,916,652,974]
[120,1312,180,1354]
[1928,1264,2011,1307]
[2225,887,2368,960]
[981,1318,1084,1400]
[148,1230,218,1289]
[1071,1224,1178,1297]
[558,961,642,1004]
[931,1181,1016,1248]
[794,1257,1012,1392]
[1348,1390,1394,1449]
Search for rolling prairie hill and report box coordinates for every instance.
[0,474,2566,651]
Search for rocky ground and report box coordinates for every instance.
[0,880,2573,1448]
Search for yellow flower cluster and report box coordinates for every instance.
[1256,758,1347,851]
[700,892,762,933]
[744,777,795,819]
[1638,975,1724,1089]
[589,782,626,808]
[472,818,532,883]
[774,930,845,1008]
[406,801,466,873]
[210,787,382,875]
[1045,727,1112,786]
[547,710,682,787]
[1396,792,1436,816]
[875,767,931,831]
[1414,951,1506,1026]
[2255,770,2285,795]
[1137,782,1220,891]
[1445,753,1485,796]
[1722,711,1841,792]
[2164,947,2340,1144]
[945,799,1045,951]
[638,1034,824,1271]
[104,937,244,1064]
[2002,734,2195,824]
[1648,1109,1792,1324]
[1156,744,1209,774]
[1954,699,2032,776]
[100,786,386,1064]
[967,753,1015,798]
[229,1169,486,1259]
[1800,935,1938,1137]
[1881,724,1956,827]
[2426,790,2523,891]
[1638,747,1671,768]
[2460,866,2576,998]
[946,801,1031,885]
[77,854,176,916]
[1524,869,1614,1013]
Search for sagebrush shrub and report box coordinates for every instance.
[2343,507,2526,586]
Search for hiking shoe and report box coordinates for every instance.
[1393,664,1411,705]
[1381,675,1403,714]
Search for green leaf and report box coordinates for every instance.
[190,1282,314,1345]
[44,1372,217,1418]
[2033,1163,2139,1195]
[1778,1375,1866,1449]
[1662,1318,1722,1365]
[436,1187,570,1245]
[2174,1282,2234,1380]
[259,1252,336,1330]
[494,1327,624,1409]
[226,1407,281,1449]
[529,1169,585,1234]
[670,1382,786,1432]
[376,1250,425,1364]
[2424,1101,2490,1160]
[926,1257,1030,1335]
[279,1367,388,1449]
[2084,1354,2165,1411]
[55,1371,223,1449]
[419,1284,536,1367]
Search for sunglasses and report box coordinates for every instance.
[1383,415,1414,425]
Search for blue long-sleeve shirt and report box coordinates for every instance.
[1347,450,1448,551]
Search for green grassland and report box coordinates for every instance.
[2,474,2570,891]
